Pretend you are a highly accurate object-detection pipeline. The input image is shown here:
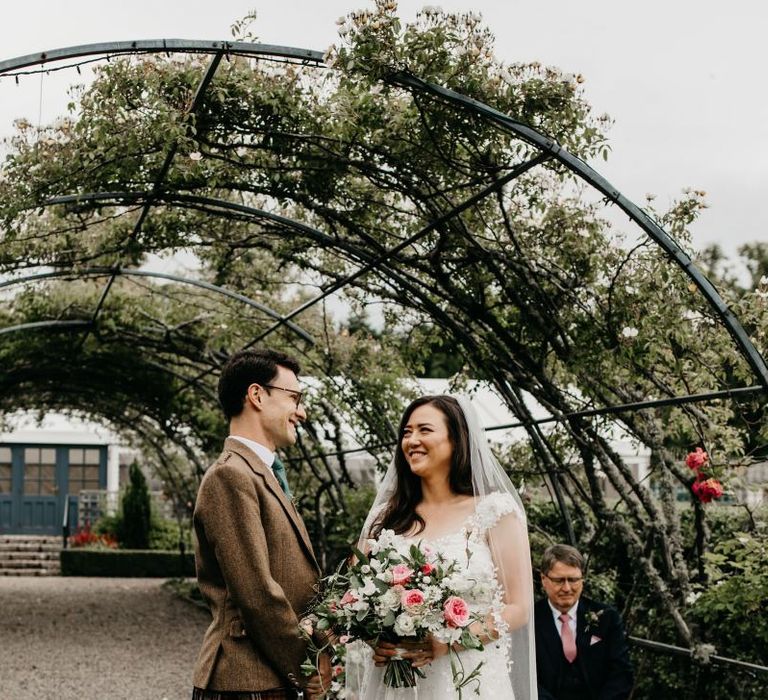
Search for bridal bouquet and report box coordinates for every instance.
[302,529,494,693]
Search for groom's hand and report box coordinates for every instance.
[304,651,332,699]
[372,639,435,668]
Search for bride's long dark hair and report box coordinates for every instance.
[371,395,474,538]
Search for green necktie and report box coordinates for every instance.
[271,455,292,498]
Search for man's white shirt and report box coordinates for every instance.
[229,435,281,488]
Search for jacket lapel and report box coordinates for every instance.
[224,437,320,573]
[536,598,566,666]
[576,596,593,652]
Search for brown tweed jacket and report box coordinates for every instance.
[192,438,321,692]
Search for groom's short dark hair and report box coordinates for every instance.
[218,348,301,419]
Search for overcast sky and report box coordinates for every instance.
[1,0,766,257]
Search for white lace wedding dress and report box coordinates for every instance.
[355,493,520,700]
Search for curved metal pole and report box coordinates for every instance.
[1,38,765,386]
[0,320,91,337]
[387,71,768,389]
[0,40,323,75]
[0,265,316,345]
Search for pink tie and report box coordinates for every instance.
[559,613,577,663]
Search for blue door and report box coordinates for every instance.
[18,446,59,534]
[0,444,107,535]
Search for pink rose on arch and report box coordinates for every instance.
[443,596,470,628]
[340,590,358,607]
[685,448,709,473]
[692,478,724,504]
[391,564,414,586]
[401,589,426,608]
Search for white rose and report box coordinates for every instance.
[360,577,377,596]
[394,613,416,637]
[377,587,401,613]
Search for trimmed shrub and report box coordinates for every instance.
[60,548,194,577]
[121,462,151,549]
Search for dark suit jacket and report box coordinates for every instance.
[535,596,634,700]
[192,438,321,692]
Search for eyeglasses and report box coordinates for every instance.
[262,384,304,407]
[544,575,584,587]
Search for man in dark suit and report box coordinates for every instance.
[192,349,330,699]
[534,544,634,700]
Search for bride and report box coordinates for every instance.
[348,395,537,699]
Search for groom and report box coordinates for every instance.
[535,544,634,700]
[192,348,329,699]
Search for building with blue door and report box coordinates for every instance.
[0,414,123,536]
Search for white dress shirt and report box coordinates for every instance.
[550,599,579,637]
[229,435,281,487]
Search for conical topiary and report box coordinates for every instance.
[121,462,151,549]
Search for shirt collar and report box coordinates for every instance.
[229,435,274,468]
[549,598,579,622]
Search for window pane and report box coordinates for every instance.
[0,463,11,493]
[41,448,56,465]
[41,480,57,496]
[83,466,99,482]
[25,465,40,480]
[85,449,100,465]
[24,448,39,463]
[0,447,11,463]
[23,479,41,495]
[69,448,84,465]
[40,465,56,481]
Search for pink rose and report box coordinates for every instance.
[692,478,723,503]
[443,596,470,628]
[340,590,358,607]
[391,564,414,586]
[339,634,351,644]
[401,589,426,608]
[685,448,708,472]
[420,543,435,559]
[421,563,435,575]
[333,665,344,677]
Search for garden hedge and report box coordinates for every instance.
[60,548,195,577]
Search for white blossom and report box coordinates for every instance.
[393,612,417,636]
[360,577,377,596]
[621,326,639,339]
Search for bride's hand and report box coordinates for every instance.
[372,639,435,668]
[428,636,450,662]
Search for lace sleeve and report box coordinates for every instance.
[471,492,524,532]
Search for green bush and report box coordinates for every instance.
[60,548,194,577]
[148,514,192,551]
[94,486,191,552]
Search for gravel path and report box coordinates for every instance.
[0,577,211,700]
